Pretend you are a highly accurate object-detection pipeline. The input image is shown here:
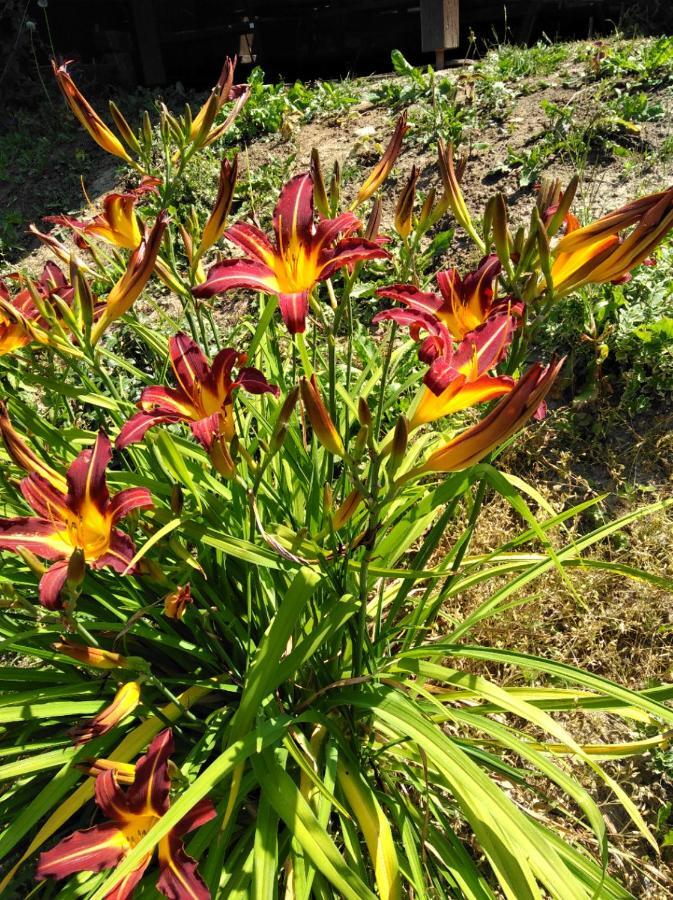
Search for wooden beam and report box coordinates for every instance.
[129,0,166,85]
[420,0,459,54]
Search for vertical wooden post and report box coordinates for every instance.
[129,0,166,85]
[420,0,459,67]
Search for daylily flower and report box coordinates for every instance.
[548,187,673,296]
[45,191,144,251]
[0,422,152,609]
[164,584,192,620]
[377,256,517,343]
[116,333,278,463]
[36,729,216,900]
[52,60,133,163]
[406,359,564,476]
[403,317,516,429]
[71,680,142,745]
[353,114,408,208]
[0,262,74,354]
[91,211,169,344]
[190,57,250,149]
[192,172,389,333]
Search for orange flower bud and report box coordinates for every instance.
[164,584,192,620]
[394,166,418,240]
[71,681,141,745]
[331,489,364,530]
[300,375,345,457]
[51,61,133,163]
[78,757,136,783]
[197,156,238,257]
[354,114,408,208]
[91,211,168,344]
[53,640,129,670]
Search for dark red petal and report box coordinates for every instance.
[66,431,112,516]
[278,291,309,334]
[36,822,126,880]
[127,728,173,817]
[206,347,240,400]
[224,222,276,264]
[189,413,220,449]
[424,360,463,395]
[169,333,209,399]
[312,211,361,250]
[236,367,280,397]
[377,283,443,316]
[105,856,152,900]
[157,830,211,900]
[109,487,153,523]
[451,314,516,376]
[92,529,136,574]
[39,559,70,610]
[273,172,314,254]
[319,237,389,280]
[116,412,180,449]
[192,259,277,298]
[174,798,217,837]
[0,516,67,560]
[20,474,69,520]
[95,769,133,822]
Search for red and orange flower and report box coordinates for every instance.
[0,262,74,355]
[36,729,216,900]
[377,255,518,343]
[193,172,389,333]
[116,332,278,462]
[0,415,152,609]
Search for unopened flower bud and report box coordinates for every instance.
[53,640,129,670]
[210,434,236,478]
[387,415,408,476]
[365,199,382,241]
[300,375,344,457]
[79,757,136,783]
[170,483,184,515]
[66,548,86,588]
[357,396,372,427]
[394,165,418,240]
[311,149,330,218]
[331,489,364,530]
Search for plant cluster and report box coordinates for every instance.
[0,55,672,900]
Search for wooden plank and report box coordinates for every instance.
[420,0,459,52]
[129,0,166,85]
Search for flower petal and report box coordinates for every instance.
[174,798,217,837]
[319,237,389,280]
[95,768,134,823]
[376,283,443,318]
[93,529,137,574]
[139,385,197,419]
[109,487,153,523]
[189,412,221,449]
[169,333,209,399]
[36,821,127,880]
[39,559,70,610]
[224,221,276,265]
[157,830,211,900]
[236,367,280,397]
[66,431,112,516]
[116,412,180,449]
[192,259,278,298]
[127,728,173,817]
[279,291,310,334]
[105,856,152,900]
[0,516,69,560]
[20,474,69,520]
[273,173,314,256]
